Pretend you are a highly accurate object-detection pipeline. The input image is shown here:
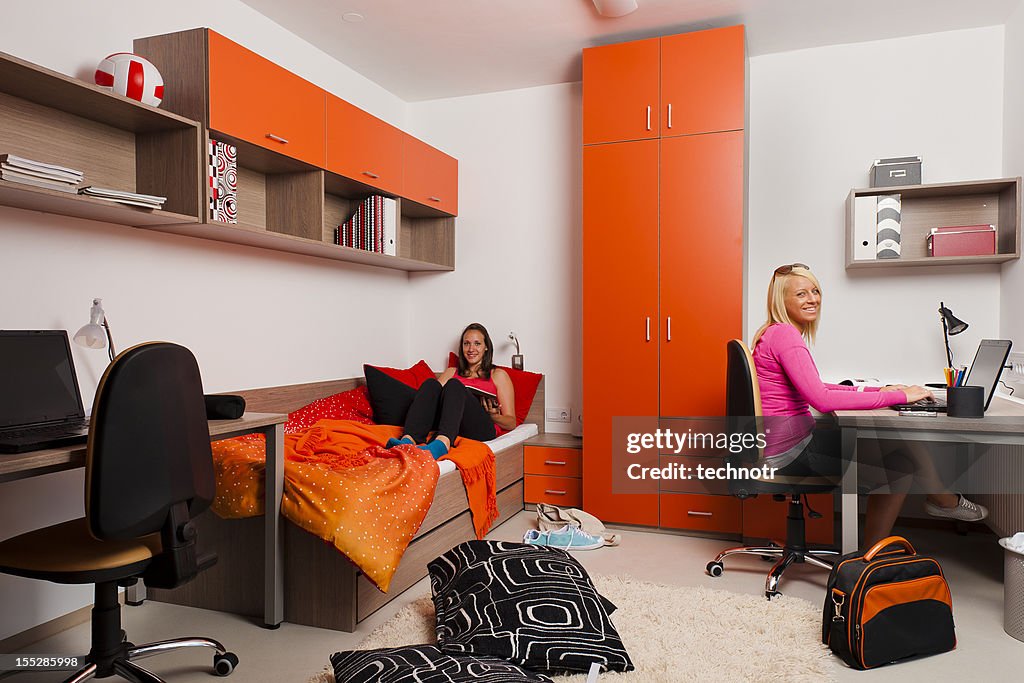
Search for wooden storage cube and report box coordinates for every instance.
[400,201,455,269]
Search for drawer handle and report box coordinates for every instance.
[687,510,713,517]
[428,196,442,202]
[545,490,567,496]
[543,460,567,466]
[265,133,290,144]
[362,171,380,179]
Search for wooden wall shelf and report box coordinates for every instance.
[845,178,1021,269]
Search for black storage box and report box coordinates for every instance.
[870,156,921,187]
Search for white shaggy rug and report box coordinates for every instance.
[310,575,835,682]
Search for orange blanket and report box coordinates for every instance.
[210,421,497,592]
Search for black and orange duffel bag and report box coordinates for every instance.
[822,536,955,670]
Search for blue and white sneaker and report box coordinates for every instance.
[524,524,604,551]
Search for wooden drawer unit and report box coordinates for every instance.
[660,493,742,534]
[524,475,582,508]
[403,133,458,216]
[326,95,403,195]
[525,446,581,478]
[208,31,325,167]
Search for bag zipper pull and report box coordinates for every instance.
[832,591,845,622]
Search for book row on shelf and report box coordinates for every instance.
[0,154,166,208]
[335,194,398,255]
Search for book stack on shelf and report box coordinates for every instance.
[78,187,166,209]
[334,195,397,255]
[0,154,83,193]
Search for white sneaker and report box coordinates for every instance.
[924,495,988,522]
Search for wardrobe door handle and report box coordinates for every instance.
[646,105,651,131]
[362,171,380,179]
[667,103,673,129]
[265,133,289,144]
[428,196,442,203]
[667,316,672,342]
[646,317,651,342]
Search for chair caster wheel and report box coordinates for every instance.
[706,561,724,577]
[214,652,238,676]
[766,590,781,600]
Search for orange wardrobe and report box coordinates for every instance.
[581,26,746,530]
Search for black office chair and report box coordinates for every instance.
[705,339,840,598]
[0,342,237,682]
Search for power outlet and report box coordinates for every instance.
[546,407,572,423]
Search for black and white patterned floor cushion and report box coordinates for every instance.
[330,645,553,682]
[429,540,633,675]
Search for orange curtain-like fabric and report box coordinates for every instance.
[211,420,498,592]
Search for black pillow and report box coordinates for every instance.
[429,540,633,675]
[363,364,417,425]
[330,645,553,683]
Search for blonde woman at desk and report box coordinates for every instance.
[751,263,987,548]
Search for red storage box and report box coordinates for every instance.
[927,224,996,257]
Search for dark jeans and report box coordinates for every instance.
[404,378,496,444]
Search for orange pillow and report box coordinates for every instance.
[370,359,435,388]
[447,352,541,426]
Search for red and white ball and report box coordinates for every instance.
[94,53,164,107]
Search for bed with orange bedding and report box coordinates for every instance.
[146,375,543,632]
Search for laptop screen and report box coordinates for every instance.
[0,330,85,429]
[964,339,1013,410]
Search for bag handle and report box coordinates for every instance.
[863,535,916,562]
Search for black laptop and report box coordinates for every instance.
[0,330,90,453]
[892,339,1013,412]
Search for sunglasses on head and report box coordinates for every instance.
[774,263,809,275]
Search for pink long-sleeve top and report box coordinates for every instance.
[752,323,908,457]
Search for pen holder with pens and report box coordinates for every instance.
[947,385,984,418]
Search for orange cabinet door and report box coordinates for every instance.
[402,134,458,216]
[208,30,326,167]
[742,494,835,546]
[582,38,660,145]
[659,132,744,418]
[582,140,659,526]
[326,95,403,195]
[661,25,745,137]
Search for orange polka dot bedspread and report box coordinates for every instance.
[210,419,498,592]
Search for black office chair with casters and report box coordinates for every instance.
[705,339,840,598]
[0,342,238,682]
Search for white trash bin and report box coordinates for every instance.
[999,537,1024,643]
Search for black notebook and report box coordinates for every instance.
[0,330,89,453]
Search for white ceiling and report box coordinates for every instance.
[239,0,1021,102]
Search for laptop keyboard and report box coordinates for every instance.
[0,418,89,439]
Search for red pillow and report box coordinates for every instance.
[284,385,374,433]
[369,360,435,388]
[447,352,542,427]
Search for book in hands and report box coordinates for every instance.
[466,385,498,402]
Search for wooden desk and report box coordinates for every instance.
[0,412,287,628]
[834,396,1024,554]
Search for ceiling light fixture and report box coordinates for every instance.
[342,12,364,23]
[593,0,638,18]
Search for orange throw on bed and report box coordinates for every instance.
[210,420,498,592]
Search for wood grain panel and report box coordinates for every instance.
[136,126,203,219]
[399,206,455,267]
[231,378,362,414]
[235,165,267,229]
[356,480,524,621]
[282,520,359,632]
[266,170,323,241]
[323,192,358,244]
[133,29,210,125]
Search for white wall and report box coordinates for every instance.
[0,0,415,641]
[748,27,1005,384]
[1002,3,1024,345]
[406,83,583,434]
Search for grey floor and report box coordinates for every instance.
[9,510,1023,682]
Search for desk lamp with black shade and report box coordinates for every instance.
[73,298,116,362]
[939,302,968,369]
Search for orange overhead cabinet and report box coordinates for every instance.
[582,26,744,145]
[326,95,403,195]
[402,134,458,216]
[207,30,325,167]
[582,26,746,530]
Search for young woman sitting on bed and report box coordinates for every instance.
[754,264,987,548]
[386,323,517,459]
